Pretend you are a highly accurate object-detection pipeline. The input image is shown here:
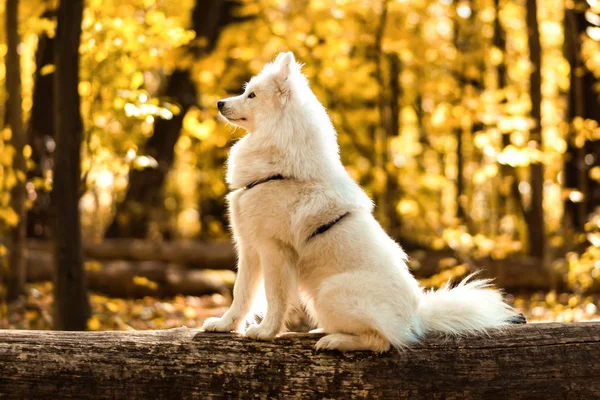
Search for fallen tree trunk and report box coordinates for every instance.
[28,239,236,270]
[27,239,565,291]
[408,250,565,291]
[26,249,235,298]
[0,322,598,399]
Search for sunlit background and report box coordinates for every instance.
[1,0,600,330]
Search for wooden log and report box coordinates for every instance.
[0,322,599,399]
[26,239,566,291]
[25,249,235,298]
[408,251,566,291]
[27,239,237,270]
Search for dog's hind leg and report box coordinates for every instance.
[315,332,390,353]
[311,271,420,352]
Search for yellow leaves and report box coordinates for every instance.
[396,199,419,216]
[132,155,159,170]
[184,109,215,140]
[430,103,451,127]
[0,207,20,227]
[88,316,101,330]
[132,276,158,291]
[4,170,17,191]
[78,81,91,97]
[106,301,120,313]
[590,167,600,182]
[39,64,56,76]
[1,127,12,141]
[131,72,144,89]
[145,10,166,26]
[23,145,32,159]
[183,306,197,319]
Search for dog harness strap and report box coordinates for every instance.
[245,174,286,190]
[307,212,350,241]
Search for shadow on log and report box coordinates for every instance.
[0,322,599,399]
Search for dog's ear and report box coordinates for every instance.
[274,52,296,100]
[274,51,293,65]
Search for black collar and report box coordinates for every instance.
[307,212,350,242]
[244,174,286,190]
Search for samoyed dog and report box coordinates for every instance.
[201,52,518,352]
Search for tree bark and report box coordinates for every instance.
[525,0,546,258]
[384,53,403,236]
[0,322,599,399]
[52,0,90,330]
[27,22,55,239]
[373,0,390,229]
[564,8,600,230]
[5,0,27,301]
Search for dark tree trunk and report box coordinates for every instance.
[456,126,465,219]
[564,8,600,230]
[384,53,403,235]
[1,323,599,399]
[52,0,90,330]
[5,0,27,301]
[27,25,56,240]
[105,0,234,239]
[495,0,514,219]
[526,0,545,258]
[105,69,197,239]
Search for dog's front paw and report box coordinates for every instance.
[201,316,237,333]
[244,324,278,341]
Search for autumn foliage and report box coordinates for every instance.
[0,0,600,328]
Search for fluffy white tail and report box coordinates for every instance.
[415,275,515,337]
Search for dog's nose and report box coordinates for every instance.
[217,101,225,111]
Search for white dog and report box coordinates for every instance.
[201,52,518,352]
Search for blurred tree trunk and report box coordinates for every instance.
[383,53,403,235]
[52,0,90,330]
[5,0,27,301]
[373,0,402,233]
[525,0,545,258]
[494,0,513,218]
[105,0,235,239]
[564,7,600,230]
[27,21,55,240]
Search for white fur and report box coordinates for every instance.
[202,52,517,352]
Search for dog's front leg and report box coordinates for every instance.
[245,241,295,341]
[201,245,261,332]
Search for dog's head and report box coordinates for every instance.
[217,52,304,132]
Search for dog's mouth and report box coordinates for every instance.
[220,112,247,122]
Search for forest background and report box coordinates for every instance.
[1,0,599,330]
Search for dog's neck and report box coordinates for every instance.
[226,99,348,189]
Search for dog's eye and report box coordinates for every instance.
[248,92,256,99]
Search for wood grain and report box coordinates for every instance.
[1,322,599,399]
